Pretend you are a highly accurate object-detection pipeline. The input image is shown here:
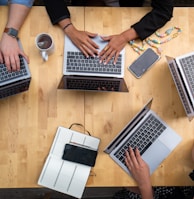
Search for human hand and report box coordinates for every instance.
[0,33,29,71]
[99,33,127,65]
[125,147,151,188]
[65,25,99,58]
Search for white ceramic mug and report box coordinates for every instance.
[35,33,54,61]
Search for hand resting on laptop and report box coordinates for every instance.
[125,147,154,199]
[124,145,194,199]
[44,0,173,65]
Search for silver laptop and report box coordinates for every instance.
[63,35,125,78]
[0,39,31,99]
[58,36,128,92]
[104,98,182,175]
[166,53,194,121]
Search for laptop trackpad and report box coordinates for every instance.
[142,140,171,174]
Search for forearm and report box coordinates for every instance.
[58,18,72,30]
[43,0,70,25]
[120,27,139,42]
[139,184,154,199]
[125,148,154,199]
[6,4,31,30]
[131,0,173,40]
[43,0,72,34]
[58,18,78,38]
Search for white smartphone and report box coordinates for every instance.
[128,48,160,78]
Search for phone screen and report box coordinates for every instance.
[128,48,160,78]
[62,144,98,167]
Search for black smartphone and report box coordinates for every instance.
[128,48,160,78]
[62,143,98,167]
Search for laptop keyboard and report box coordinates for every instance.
[0,55,28,83]
[179,55,194,95]
[169,62,192,114]
[66,51,122,75]
[0,80,30,99]
[114,114,166,166]
[66,77,120,91]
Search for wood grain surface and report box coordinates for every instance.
[0,6,193,188]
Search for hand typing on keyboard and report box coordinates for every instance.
[0,35,29,72]
[64,25,99,58]
[99,28,138,65]
[0,3,31,72]
[125,147,153,199]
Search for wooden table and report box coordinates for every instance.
[0,6,85,188]
[0,6,193,188]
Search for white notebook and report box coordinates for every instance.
[38,126,100,199]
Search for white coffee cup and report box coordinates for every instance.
[35,33,54,61]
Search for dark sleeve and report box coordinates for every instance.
[43,0,70,25]
[131,0,173,40]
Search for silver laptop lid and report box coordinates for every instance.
[104,98,153,154]
[165,56,194,121]
[63,35,125,78]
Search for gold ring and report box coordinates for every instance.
[104,46,109,51]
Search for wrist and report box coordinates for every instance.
[63,23,72,32]
[63,24,76,36]
[139,184,153,192]
[4,27,18,38]
[121,28,138,42]
[139,186,154,199]
[138,180,152,192]
[59,18,72,33]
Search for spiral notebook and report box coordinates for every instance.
[38,126,100,199]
